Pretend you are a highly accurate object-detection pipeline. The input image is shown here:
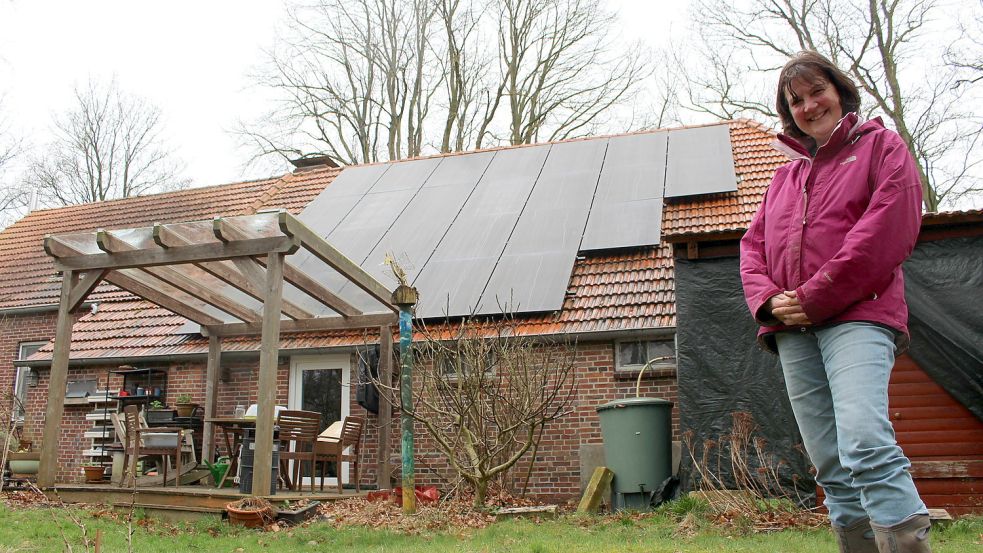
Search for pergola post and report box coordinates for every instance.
[252,252,284,496]
[393,285,418,514]
[38,270,78,487]
[202,334,222,463]
[376,325,393,490]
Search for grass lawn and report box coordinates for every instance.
[0,500,980,553]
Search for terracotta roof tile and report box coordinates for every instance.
[30,240,676,360]
[0,173,340,310]
[19,121,784,361]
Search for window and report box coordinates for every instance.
[439,348,497,379]
[13,342,46,421]
[616,337,676,372]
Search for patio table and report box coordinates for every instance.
[204,417,255,488]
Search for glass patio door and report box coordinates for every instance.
[288,353,350,488]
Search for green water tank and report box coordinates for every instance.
[595,397,673,510]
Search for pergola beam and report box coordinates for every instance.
[67,270,108,312]
[277,212,397,312]
[153,224,313,320]
[50,235,298,272]
[38,271,78,487]
[105,270,225,326]
[251,252,284,496]
[215,217,362,317]
[203,312,398,337]
[98,230,262,323]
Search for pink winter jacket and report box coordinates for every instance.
[740,113,923,353]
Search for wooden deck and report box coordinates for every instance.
[45,481,366,522]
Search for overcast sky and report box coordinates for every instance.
[0,0,688,188]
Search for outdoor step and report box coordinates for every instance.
[81,449,114,458]
[83,429,115,439]
[111,501,226,514]
[86,411,115,421]
[88,393,117,404]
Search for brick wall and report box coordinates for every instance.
[24,340,679,498]
[0,310,60,405]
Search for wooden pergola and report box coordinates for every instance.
[39,210,399,495]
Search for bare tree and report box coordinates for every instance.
[681,0,983,210]
[435,0,495,152]
[947,0,983,88]
[245,0,648,164]
[0,97,29,227]
[25,79,187,207]
[245,0,440,165]
[484,0,649,145]
[374,316,576,506]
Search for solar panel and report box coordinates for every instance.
[664,124,737,198]
[477,139,608,315]
[339,152,495,312]
[299,163,390,237]
[291,158,442,316]
[413,145,551,318]
[581,132,667,250]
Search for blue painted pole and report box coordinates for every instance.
[393,285,418,514]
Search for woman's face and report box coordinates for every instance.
[785,76,843,146]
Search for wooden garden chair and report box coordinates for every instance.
[275,409,321,492]
[314,415,364,494]
[118,405,184,487]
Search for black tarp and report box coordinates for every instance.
[355,345,380,414]
[904,235,983,422]
[674,256,814,503]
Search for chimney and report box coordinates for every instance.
[289,154,339,172]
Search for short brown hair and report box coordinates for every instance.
[776,51,861,140]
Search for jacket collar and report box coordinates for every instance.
[772,113,883,161]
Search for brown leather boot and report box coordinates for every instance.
[832,517,879,553]
[871,514,932,553]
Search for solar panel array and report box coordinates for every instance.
[296,124,738,318]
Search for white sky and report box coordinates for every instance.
[0,0,689,188]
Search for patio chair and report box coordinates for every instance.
[119,405,184,488]
[314,415,364,494]
[276,409,321,492]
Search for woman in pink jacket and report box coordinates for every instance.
[740,51,930,553]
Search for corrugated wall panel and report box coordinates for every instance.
[892,355,983,514]
[890,355,983,460]
[817,354,983,515]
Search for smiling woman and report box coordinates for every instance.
[741,50,930,553]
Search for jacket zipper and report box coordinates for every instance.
[802,159,813,226]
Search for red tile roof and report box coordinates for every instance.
[0,177,286,310]
[19,120,781,362]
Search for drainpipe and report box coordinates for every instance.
[392,284,418,514]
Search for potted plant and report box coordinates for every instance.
[81,461,105,483]
[225,497,275,528]
[146,400,175,424]
[174,394,198,417]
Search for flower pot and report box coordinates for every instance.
[276,500,321,525]
[82,465,105,483]
[226,502,274,528]
[9,451,41,476]
[146,408,176,424]
[175,403,197,417]
[9,459,39,475]
[143,432,180,448]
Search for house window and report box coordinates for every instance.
[13,342,46,421]
[439,349,497,379]
[616,337,676,372]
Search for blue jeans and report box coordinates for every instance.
[775,322,927,527]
